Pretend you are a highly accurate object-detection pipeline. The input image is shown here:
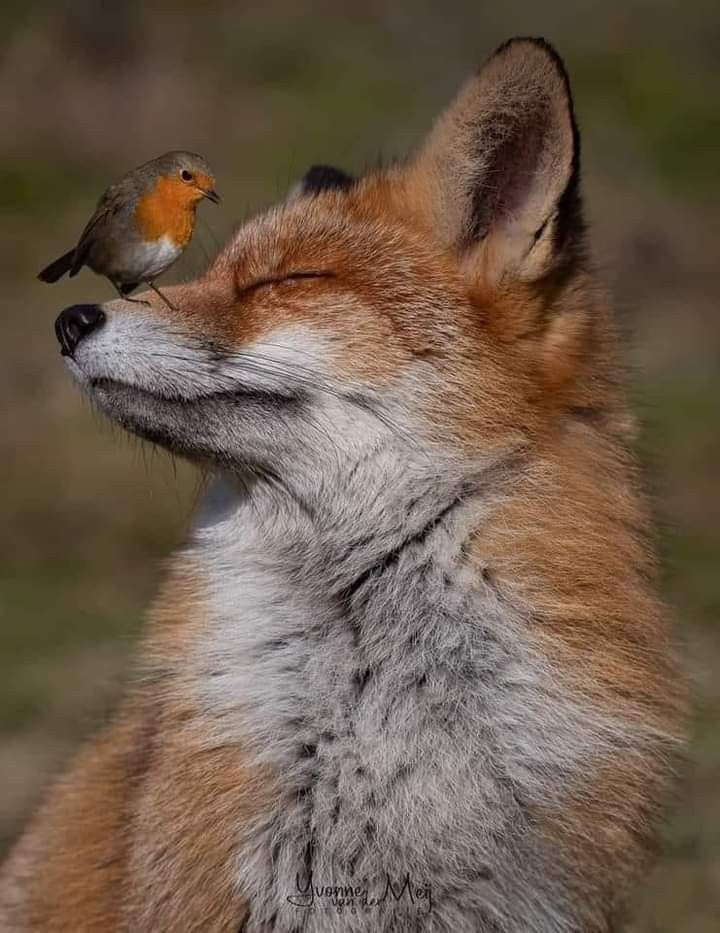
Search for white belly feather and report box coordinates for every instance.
[96,234,183,284]
[131,235,182,281]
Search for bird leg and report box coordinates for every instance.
[112,281,150,306]
[146,282,177,311]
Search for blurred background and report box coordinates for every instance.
[0,1,717,928]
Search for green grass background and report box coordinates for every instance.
[1,2,718,928]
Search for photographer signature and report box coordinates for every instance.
[287,872,433,915]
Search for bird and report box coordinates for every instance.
[38,151,220,307]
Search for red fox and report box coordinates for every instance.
[1,37,686,932]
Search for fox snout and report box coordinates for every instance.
[56,281,405,493]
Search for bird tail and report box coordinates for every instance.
[38,249,76,283]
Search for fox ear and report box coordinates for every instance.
[289,164,355,199]
[411,38,583,285]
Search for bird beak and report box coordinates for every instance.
[202,188,221,205]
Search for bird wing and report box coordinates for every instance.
[69,185,126,277]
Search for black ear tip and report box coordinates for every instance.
[492,36,570,82]
[300,165,355,196]
[491,35,579,155]
[493,35,557,55]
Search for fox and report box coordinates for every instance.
[0,37,686,932]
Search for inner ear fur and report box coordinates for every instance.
[410,37,584,289]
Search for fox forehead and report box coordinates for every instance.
[215,174,445,284]
[190,176,473,361]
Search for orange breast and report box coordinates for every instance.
[134,176,198,247]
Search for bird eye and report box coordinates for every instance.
[180,169,194,182]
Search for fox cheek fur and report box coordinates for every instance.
[1,38,686,933]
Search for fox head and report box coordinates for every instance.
[58,39,622,520]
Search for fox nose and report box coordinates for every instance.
[55,304,106,356]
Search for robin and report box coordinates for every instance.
[38,151,220,306]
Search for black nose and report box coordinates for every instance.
[55,304,106,356]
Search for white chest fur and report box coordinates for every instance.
[179,477,640,932]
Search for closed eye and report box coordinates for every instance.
[238,270,334,296]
